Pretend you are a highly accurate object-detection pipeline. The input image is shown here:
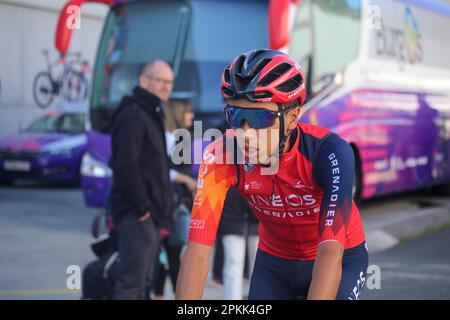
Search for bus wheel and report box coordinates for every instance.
[431,182,450,197]
[352,145,362,205]
[0,179,14,187]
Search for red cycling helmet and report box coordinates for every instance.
[221,49,306,106]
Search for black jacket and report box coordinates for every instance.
[218,187,259,236]
[170,134,195,210]
[110,86,173,228]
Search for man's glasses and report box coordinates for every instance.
[224,104,297,129]
[145,75,174,85]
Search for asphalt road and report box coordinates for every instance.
[0,182,449,300]
[0,182,96,299]
[362,226,450,300]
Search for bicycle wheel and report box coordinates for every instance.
[32,71,54,109]
[63,71,88,102]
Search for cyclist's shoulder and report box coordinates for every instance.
[197,133,238,190]
[297,122,332,139]
[296,122,351,162]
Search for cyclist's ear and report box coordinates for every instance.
[286,106,301,130]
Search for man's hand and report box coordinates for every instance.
[160,228,170,240]
[185,177,197,193]
[139,211,151,221]
[176,173,197,193]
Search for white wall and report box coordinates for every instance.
[0,0,108,138]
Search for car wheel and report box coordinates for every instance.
[431,181,450,197]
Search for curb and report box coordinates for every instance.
[362,198,450,254]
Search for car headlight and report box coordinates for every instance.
[81,153,112,178]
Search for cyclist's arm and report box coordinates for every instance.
[176,242,212,300]
[308,134,355,299]
[176,141,236,299]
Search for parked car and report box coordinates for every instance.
[0,102,87,185]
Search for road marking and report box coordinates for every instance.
[419,264,450,271]
[0,289,81,296]
[365,230,399,253]
[383,271,450,282]
[379,262,450,272]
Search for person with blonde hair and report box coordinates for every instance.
[164,99,197,195]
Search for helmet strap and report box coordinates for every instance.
[276,106,291,158]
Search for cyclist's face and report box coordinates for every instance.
[140,62,174,102]
[228,99,301,165]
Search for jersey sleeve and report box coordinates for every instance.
[313,134,355,246]
[188,137,237,246]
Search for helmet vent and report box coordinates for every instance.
[223,88,234,97]
[251,50,267,60]
[247,91,273,101]
[235,75,253,91]
[235,55,246,74]
[224,67,231,83]
[250,59,271,77]
[276,74,303,93]
[257,63,292,87]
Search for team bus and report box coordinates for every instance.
[289,0,450,200]
[53,0,450,208]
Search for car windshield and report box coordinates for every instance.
[25,112,85,134]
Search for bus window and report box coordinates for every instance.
[184,0,268,114]
[90,0,268,132]
[313,0,360,89]
[91,1,190,112]
[290,0,361,98]
[290,0,313,99]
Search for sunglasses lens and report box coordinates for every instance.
[224,106,277,129]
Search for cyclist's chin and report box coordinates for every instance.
[244,149,272,166]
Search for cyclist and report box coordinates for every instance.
[175,49,368,300]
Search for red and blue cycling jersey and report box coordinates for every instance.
[188,122,365,260]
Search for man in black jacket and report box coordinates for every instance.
[110,60,174,299]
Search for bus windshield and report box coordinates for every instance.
[290,0,361,97]
[90,0,268,132]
